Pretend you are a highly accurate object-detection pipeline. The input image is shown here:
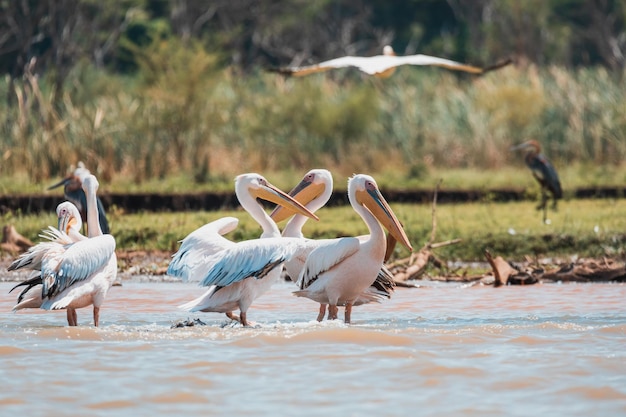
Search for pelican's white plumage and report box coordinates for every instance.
[199,174,411,324]
[272,45,510,78]
[38,174,118,326]
[8,201,85,313]
[293,174,412,323]
[9,175,117,326]
[173,173,318,326]
[270,169,395,321]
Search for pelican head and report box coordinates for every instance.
[510,139,541,154]
[350,174,412,251]
[270,169,333,223]
[82,174,100,195]
[56,202,82,235]
[236,173,319,221]
[382,45,395,56]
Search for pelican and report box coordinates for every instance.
[171,173,319,326]
[270,169,396,321]
[8,202,86,312]
[269,45,512,78]
[198,174,411,324]
[9,175,117,326]
[48,162,110,234]
[293,174,412,323]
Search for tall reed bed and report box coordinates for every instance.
[1,46,624,191]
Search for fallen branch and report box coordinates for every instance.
[387,180,461,284]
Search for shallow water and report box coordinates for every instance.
[1,279,625,417]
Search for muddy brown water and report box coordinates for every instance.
[1,276,624,416]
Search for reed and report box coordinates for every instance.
[1,55,625,190]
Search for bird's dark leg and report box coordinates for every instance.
[66,308,77,326]
[328,305,339,320]
[537,188,548,223]
[93,306,99,327]
[551,193,559,210]
[317,304,327,322]
[344,303,353,324]
[239,311,249,327]
[225,311,240,323]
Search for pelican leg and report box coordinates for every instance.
[344,303,353,324]
[66,308,77,326]
[225,311,241,323]
[93,306,100,327]
[328,305,339,320]
[317,304,327,322]
[240,311,249,327]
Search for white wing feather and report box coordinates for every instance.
[167,217,238,281]
[40,234,116,298]
[297,237,360,289]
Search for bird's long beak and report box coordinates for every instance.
[356,188,412,251]
[253,183,319,221]
[47,176,71,190]
[270,178,326,223]
[510,141,532,152]
[58,213,78,235]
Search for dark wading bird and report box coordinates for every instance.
[511,140,563,223]
[269,45,512,78]
[48,162,110,234]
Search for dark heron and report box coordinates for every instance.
[48,162,110,234]
[511,140,562,222]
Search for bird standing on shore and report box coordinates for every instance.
[511,139,563,223]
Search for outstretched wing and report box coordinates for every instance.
[198,237,305,287]
[167,217,238,281]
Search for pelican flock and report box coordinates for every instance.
[168,173,319,326]
[270,45,511,78]
[7,169,413,327]
[8,175,117,326]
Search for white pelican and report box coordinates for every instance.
[270,45,511,78]
[293,174,411,323]
[10,175,117,326]
[48,162,110,234]
[172,173,319,326]
[270,169,396,321]
[198,174,411,324]
[8,202,85,313]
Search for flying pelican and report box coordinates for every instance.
[198,174,411,324]
[510,139,562,223]
[171,173,319,326]
[269,45,512,78]
[294,174,411,323]
[8,202,85,314]
[48,162,110,234]
[9,175,117,326]
[270,169,396,321]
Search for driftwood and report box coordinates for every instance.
[1,225,33,254]
[387,180,461,285]
[485,250,626,285]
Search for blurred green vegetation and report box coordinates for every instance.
[4,198,625,263]
[1,59,624,193]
